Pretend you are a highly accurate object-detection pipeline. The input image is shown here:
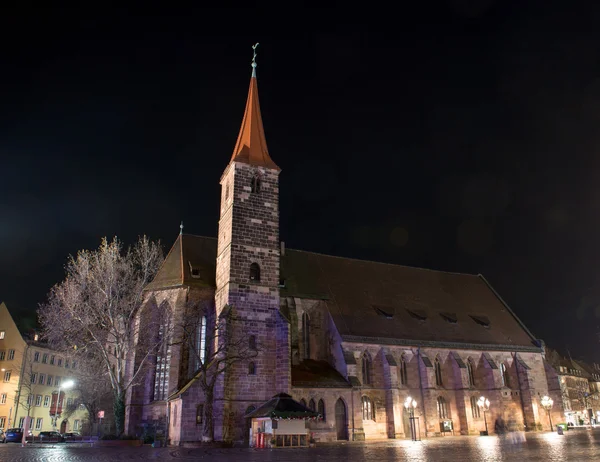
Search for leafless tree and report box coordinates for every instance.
[39,236,164,435]
[176,303,258,442]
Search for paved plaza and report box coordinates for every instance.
[1,430,600,461]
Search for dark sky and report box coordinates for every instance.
[2,3,600,360]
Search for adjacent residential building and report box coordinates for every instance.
[124,56,562,445]
[0,301,88,433]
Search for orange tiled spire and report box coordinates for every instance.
[230,43,280,170]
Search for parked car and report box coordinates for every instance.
[38,431,65,442]
[0,429,5,443]
[4,428,23,443]
[63,431,81,441]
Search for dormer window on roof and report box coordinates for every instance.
[440,312,458,324]
[407,309,427,321]
[470,314,490,328]
[188,262,201,279]
[373,305,394,319]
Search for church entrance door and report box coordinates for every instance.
[335,398,348,440]
[60,420,68,434]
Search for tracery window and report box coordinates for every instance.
[400,354,408,385]
[318,399,326,421]
[500,363,510,387]
[153,321,171,401]
[435,357,443,386]
[362,396,375,421]
[470,396,480,418]
[362,353,372,385]
[437,396,449,419]
[467,359,475,387]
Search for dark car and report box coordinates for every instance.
[63,431,81,441]
[5,428,23,443]
[38,431,65,442]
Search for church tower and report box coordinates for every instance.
[214,46,289,440]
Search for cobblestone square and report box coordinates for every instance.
[1,430,600,461]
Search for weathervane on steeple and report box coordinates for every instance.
[251,43,259,77]
[180,221,184,235]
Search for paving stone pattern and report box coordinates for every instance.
[2,430,600,461]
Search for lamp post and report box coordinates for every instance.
[477,396,490,436]
[53,380,74,432]
[541,396,554,431]
[404,396,419,441]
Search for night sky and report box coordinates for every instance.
[2,4,600,361]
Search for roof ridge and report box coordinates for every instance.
[284,246,480,277]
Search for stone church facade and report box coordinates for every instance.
[124,59,560,445]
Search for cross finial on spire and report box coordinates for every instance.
[180,221,184,235]
[251,43,259,77]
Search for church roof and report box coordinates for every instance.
[229,72,280,170]
[147,235,539,351]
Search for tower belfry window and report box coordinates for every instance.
[249,263,261,282]
[251,175,261,193]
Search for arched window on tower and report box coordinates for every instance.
[467,358,475,387]
[500,363,510,388]
[251,175,261,193]
[400,354,408,385]
[318,399,326,421]
[249,263,261,282]
[435,357,443,386]
[362,353,372,385]
[248,362,256,375]
[302,312,310,360]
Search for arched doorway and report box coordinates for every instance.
[335,398,348,440]
[60,419,68,434]
[244,405,256,446]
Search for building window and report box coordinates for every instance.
[42,353,48,364]
[362,353,372,385]
[74,420,80,431]
[0,394,6,404]
[3,371,10,382]
[437,396,449,419]
[470,396,480,418]
[249,335,257,350]
[0,352,5,361]
[47,376,53,387]
[27,395,33,406]
[153,322,171,401]
[18,417,25,428]
[67,398,73,407]
[65,359,70,369]
[8,350,14,360]
[249,263,261,282]
[251,175,261,193]
[194,316,207,371]
[196,404,204,425]
[318,399,326,421]
[34,352,40,362]
[31,373,37,384]
[57,358,62,367]
[0,417,5,429]
[467,359,476,387]
[55,377,61,387]
[435,357,443,386]
[225,183,230,201]
[0,331,4,339]
[400,355,408,385]
[248,362,256,375]
[35,395,42,407]
[500,363,510,388]
[35,418,43,430]
[50,355,55,365]
[39,374,45,385]
[72,361,77,369]
[361,396,375,421]
[309,399,316,411]
[43,396,50,407]
[302,313,310,360]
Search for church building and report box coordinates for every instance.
[124,53,558,445]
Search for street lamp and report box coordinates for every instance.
[477,396,490,436]
[541,396,554,431]
[53,380,75,432]
[404,396,419,441]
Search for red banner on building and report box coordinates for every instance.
[49,391,65,417]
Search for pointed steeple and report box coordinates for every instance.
[230,44,280,171]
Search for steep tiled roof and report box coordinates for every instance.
[147,236,539,350]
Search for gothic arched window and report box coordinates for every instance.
[300,398,307,407]
[248,362,256,375]
[318,399,326,421]
[194,316,207,371]
[400,354,408,385]
[302,312,310,360]
[500,363,510,387]
[437,396,449,419]
[309,399,316,411]
[435,357,443,386]
[362,353,372,385]
[470,396,480,418]
[196,404,204,425]
[251,175,261,193]
[362,396,375,421]
[249,263,261,282]
[467,358,475,387]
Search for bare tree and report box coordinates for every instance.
[176,303,258,442]
[39,236,164,435]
